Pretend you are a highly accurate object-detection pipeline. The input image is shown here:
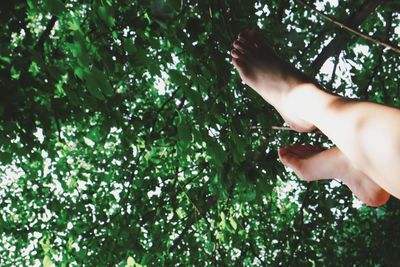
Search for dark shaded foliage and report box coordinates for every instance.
[0,0,399,266]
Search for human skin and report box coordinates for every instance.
[231,29,399,206]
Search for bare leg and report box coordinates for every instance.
[285,86,400,199]
[231,30,400,202]
[278,144,390,207]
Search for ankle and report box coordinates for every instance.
[285,83,334,126]
[284,83,317,119]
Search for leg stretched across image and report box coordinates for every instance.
[231,29,400,207]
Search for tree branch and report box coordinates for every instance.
[293,0,393,75]
[36,16,58,52]
[328,55,339,90]
[290,182,312,265]
[272,126,323,134]
[360,49,383,100]
[169,211,195,253]
[360,11,392,100]
[296,28,329,61]
[53,111,63,143]
[276,0,288,23]
[155,87,181,115]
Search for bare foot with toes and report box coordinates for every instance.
[231,29,316,132]
[231,29,397,207]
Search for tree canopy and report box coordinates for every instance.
[1,0,400,266]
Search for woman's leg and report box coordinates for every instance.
[285,84,400,199]
[231,30,400,200]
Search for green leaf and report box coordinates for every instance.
[84,71,105,100]
[40,238,50,254]
[256,112,272,128]
[184,88,202,107]
[68,18,81,31]
[123,39,137,55]
[141,254,151,265]
[92,67,114,96]
[0,151,12,164]
[216,231,224,242]
[43,255,53,267]
[44,0,65,16]
[0,55,11,64]
[241,191,256,202]
[64,86,81,105]
[229,216,238,230]
[11,66,20,80]
[206,137,227,168]
[177,116,191,147]
[220,212,226,229]
[231,132,246,163]
[98,6,115,28]
[126,256,135,267]
[74,67,86,80]
[71,32,90,67]
[169,69,189,86]
[176,208,185,219]
[68,177,77,190]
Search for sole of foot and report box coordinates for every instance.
[231,29,316,133]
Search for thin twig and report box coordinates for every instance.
[156,87,181,114]
[293,0,400,53]
[54,113,63,143]
[272,126,323,134]
[328,55,339,91]
[272,126,293,131]
[361,49,383,100]
[208,0,213,19]
[276,0,288,23]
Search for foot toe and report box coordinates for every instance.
[237,35,254,48]
[278,147,299,166]
[243,29,262,46]
[279,147,313,180]
[287,144,323,156]
[233,40,249,54]
[231,49,242,59]
[238,36,259,51]
[238,33,247,41]
[232,57,246,69]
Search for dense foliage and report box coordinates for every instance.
[1,0,399,266]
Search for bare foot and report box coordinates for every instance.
[231,29,316,132]
[278,144,390,207]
